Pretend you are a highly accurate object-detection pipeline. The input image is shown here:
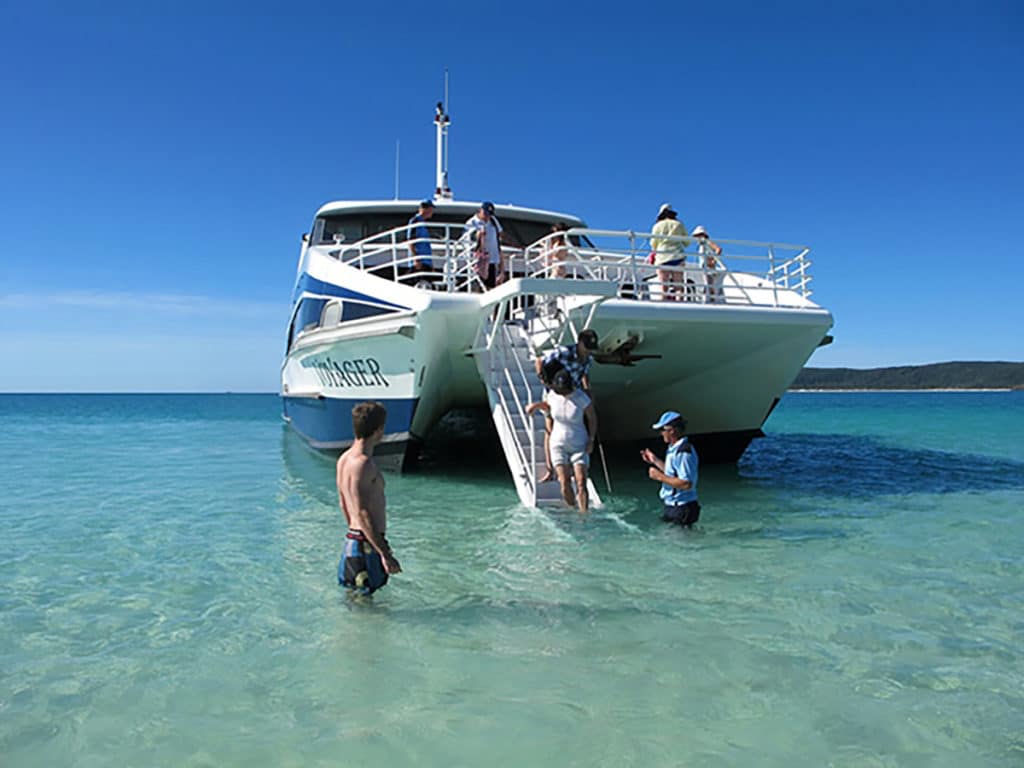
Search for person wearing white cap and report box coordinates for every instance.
[692,225,725,304]
[649,204,690,301]
[640,410,700,527]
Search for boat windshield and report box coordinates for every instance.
[315,212,581,249]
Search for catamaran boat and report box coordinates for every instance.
[281,102,834,508]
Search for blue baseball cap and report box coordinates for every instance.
[652,411,685,429]
[481,201,495,214]
[419,199,434,208]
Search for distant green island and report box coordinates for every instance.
[791,361,1024,390]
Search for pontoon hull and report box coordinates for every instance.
[281,268,832,462]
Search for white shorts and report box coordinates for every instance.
[550,442,589,467]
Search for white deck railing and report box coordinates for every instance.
[325,222,815,309]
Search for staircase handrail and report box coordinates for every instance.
[488,321,539,500]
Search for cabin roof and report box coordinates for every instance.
[314,199,587,226]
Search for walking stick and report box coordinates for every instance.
[598,436,612,495]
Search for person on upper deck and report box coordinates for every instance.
[465,201,507,289]
[407,200,435,274]
[650,203,690,301]
[692,225,725,304]
[544,222,570,279]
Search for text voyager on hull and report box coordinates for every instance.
[280,102,834,505]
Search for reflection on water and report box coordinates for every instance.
[741,432,1024,497]
[279,426,337,507]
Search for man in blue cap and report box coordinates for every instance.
[641,410,700,527]
[407,200,435,273]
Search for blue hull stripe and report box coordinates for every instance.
[282,395,418,449]
[292,273,409,310]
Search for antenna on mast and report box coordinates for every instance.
[434,70,453,200]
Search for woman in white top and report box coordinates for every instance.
[526,369,598,513]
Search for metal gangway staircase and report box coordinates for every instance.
[470,278,618,509]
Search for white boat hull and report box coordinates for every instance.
[282,257,831,463]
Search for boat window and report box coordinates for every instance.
[498,218,557,249]
[286,298,318,351]
[314,212,583,249]
[289,298,396,346]
[315,298,395,325]
[321,218,364,245]
[341,301,394,322]
[295,297,327,333]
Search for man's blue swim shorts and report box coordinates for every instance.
[338,529,389,596]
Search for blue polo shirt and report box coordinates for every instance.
[660,437,698,505]
[409,214,433,268]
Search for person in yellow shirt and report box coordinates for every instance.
[650,203,689,301]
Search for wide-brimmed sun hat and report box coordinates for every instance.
[691,225,708,237]
[658,203,677,217]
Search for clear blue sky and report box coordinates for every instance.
[1,1,1021,392]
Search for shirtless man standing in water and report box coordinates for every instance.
[336,401,401,595]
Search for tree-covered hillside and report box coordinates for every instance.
[791,362,1024,390]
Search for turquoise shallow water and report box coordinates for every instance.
[1,392,1022,766]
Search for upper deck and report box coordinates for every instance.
[301,201,820,311]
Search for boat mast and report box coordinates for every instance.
[434,71,453,201]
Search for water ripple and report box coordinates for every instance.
[1,393,1022,766]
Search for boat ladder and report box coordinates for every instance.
[471,278,617,509]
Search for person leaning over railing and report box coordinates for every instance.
[692,225,724,304]
[649,203,690,301]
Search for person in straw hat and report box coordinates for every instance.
[649,203,690,301]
